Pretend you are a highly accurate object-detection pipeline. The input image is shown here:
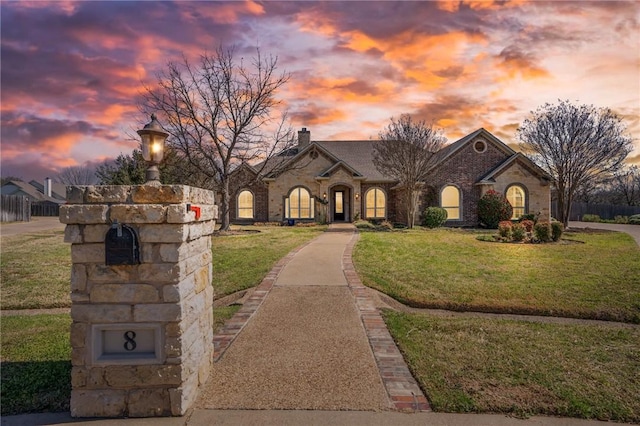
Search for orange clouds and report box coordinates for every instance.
[437,0,528,13]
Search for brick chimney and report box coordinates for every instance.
[298,128,310,148]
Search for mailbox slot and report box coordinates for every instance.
[105,222,140,265]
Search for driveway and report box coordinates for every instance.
[0,217,65,236]
[568,221,640,247]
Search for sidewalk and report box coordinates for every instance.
[1,224,616,426]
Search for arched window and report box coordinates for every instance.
[506,185,526,219]
[365,188,386,219]
[237,190,254,219]
[441,185,461,220]
[285,187,314,219]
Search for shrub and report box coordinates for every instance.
[551,221,564,242]
[534,221,552,242]
[511,222,526,241]
[498,221,513,238]
[629,214,640,225]
[380,220,394,231]
[582,214,601,222]
[478,190,513,229]
[355,220,376,230]
[520,219,534,232]
[422,207,448,228]
[614,215,629,224]
[519,213,537,223]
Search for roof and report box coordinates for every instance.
[0,180,65,203]
[316,141,395,182]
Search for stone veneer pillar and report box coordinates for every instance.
[60,185,217,417]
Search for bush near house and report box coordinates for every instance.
[478,190,513,229]
[422,207,448,228]
[534,221,552,242]
[551,221,564,242]
[630,214,640,225]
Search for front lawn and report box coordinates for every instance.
[354,228,640,323]
[0,314,72,415]
[384,310,640,422]
[1,230,71,310]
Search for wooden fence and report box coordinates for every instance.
[31,201,61,217]
[1,195,31,222]
[553,201,640,221]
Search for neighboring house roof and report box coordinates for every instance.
[28,180,66,200]
[477,152,552,185]
[0,180,65,203]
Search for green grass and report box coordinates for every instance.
[354,228,640,323]
[384,310,640,422]
[1,230,71,310]
[212,225,325,297]
[0,314,72,415]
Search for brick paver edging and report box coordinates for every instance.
[343,232,431,412]
[211,241,313,362]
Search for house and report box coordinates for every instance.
[229,128,551,227]
[1,178,66,216]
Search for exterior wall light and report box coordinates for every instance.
[137,114,169,185]
[323,192,327,200]
[355,192,360,200]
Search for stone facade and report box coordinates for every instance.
[60,184,217,417]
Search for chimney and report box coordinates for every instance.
[44,177,52,197]
[298,127,310,148]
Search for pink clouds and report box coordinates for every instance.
[1,1,638,182]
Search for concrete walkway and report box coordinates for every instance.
[196,224,395,410]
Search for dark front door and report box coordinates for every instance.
[334,191,345,221]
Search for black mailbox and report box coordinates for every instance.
[105,222,140,265]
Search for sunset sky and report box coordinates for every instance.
[1,0,639,183]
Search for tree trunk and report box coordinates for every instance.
[220,178,231,231]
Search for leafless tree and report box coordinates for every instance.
[374,114,446,228]
[517,100,633,227]
[610,165,640,206]
[57,165,97,185]
[142,46,296,230]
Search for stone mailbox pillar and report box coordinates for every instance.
[60,185,217,417]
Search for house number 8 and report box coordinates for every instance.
[123,331,137,351]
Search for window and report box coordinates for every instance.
[474,139,487,153]
[237,190,254,219]
[441,185,460,220]
[286,187,314,219]
[506,185,526,219]
[365,188,386,218]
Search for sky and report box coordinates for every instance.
[1,0,639,183]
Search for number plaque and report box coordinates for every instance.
[92,324,163,365]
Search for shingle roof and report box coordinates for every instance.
[316,141,395,182]
[0,180,65,203]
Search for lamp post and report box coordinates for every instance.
[137,114,169,185]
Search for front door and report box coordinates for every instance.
[334,191,345,221]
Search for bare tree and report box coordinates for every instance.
[57,165,97,185]
[517,100,633,227]
[374,114,446,228]
[610,165,640,206]
[142,46,296,230]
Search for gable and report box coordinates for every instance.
[430,128,515,171]
[478,153,551,185]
